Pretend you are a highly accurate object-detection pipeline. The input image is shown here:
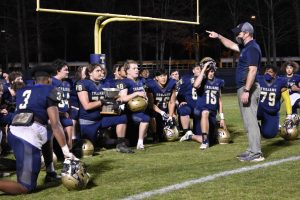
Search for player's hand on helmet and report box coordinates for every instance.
[133,91,144,98]
[160,111,169,121]
[286,114,293,120]
[219,120,226,130]
[291,85,299,92]
[62,145,79,160]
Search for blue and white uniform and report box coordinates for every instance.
[8,84,61,191]
[257,75,288,138]
[177,74,201,134]
[77,79,127,144]
[146,78,176,138]
[52,77,72,127]
[196,77,224,135]
[284,74,300,114]
[118,78,150,123]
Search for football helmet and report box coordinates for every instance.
[280,119,298,140]
[164,126,179,142]
[81,139,94,157]
[127,96,148,112]
[61,159,90,190]
[200,57,217,71]
[163,118,179,142]
[217,128,231,144]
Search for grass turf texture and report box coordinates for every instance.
[1,93,299,200]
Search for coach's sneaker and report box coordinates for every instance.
[116,143,134,154]
[179,130,194,142]
[239,153,265,162]
[236,151,250,159]
[200,140,209,150]
[45,171,61,184]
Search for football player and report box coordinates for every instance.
[257,65,292,138]
[69,66,87,144]
[146,69,177,142]
[51,59,73,148]
[76,64,132,153]
[118,60,149,150]
[281,61,300,115]
[0,65,76,194]
[193,57,226,149]
[178,64,202,142]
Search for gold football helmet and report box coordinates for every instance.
[127,96,148,112]
[280,119,298,140]
[61,159,90,190]
[163,126,179,142]
[200,57,217,69]
[217,128,231,144]
[81,139,94,157]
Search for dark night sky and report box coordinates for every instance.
[0,0,299,69]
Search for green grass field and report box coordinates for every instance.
[1,93,300,200]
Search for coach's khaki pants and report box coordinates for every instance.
[237,83,262,155]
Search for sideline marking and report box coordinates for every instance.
[121,156,300,200]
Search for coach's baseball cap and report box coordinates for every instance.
[232,22,254,34]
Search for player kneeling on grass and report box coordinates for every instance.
[193,57,226,150]
[0,65,77,195]
[146,69,177,142]
[77,64,132,154]
[118,60,150,150]
[257,65,293,139]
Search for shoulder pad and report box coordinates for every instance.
[76,80,87,92]
[49,87,63,103]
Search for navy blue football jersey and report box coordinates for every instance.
[146,79,176,111]
[283,74,300,95]
[196,77,224,112]
[177,74,198,108]
[51,77,71,113]
[76,79,110,121]
[257,75,288,113]
[117,78,146,94]
[69,78,80,108]
[15,84,61,124]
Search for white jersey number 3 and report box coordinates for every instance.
[19,90,32,109]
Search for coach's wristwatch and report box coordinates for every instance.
[243,88,250,93]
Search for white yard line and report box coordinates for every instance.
[121,156,300,200]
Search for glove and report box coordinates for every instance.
[160,111,169,121]
[61,145,79,160]
[286,114,292,120]
[100,98,113,106]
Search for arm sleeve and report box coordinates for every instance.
[282,89,292,115]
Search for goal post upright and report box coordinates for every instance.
[36,0,200,61]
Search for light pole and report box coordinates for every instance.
[195,32,199,62]
[0,29,8,70]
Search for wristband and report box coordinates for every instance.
[243,88,250,93]
[61,144,70,156]
[219,113,225,120]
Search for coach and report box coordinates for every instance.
[206,22,264,162]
